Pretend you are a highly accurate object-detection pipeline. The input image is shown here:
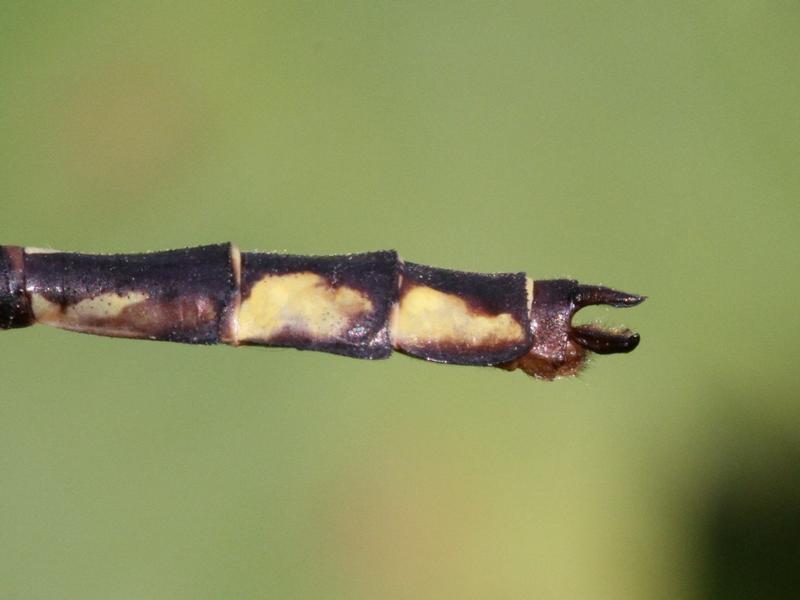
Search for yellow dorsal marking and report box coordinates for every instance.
[31,291,149,324]
[67,292,149,320]
[237,272,373,341]
[392,285,524,347]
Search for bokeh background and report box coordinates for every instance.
[2,2,799,598]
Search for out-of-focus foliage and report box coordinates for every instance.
[1,2,798,598]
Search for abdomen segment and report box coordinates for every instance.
[237,250,399,359]
[392,263,532,365]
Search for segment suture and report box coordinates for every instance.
[0,244,645,379]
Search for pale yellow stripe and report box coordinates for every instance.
[391,284,525,348]
[238,272,373,342]
[31,291,148,326]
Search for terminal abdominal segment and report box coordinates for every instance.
[0,244,645,379]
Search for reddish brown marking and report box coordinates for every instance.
[499,339,586,380]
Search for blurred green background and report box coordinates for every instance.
[1,2,799,598]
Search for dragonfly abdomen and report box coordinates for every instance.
[1,244,644,379]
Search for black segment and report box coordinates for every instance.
[399,262,532,365]
[241,250,401,359]
[24,244,236,343]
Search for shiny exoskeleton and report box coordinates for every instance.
[0,244,644,379]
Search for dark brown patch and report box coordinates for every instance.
[24,244,236,344]
[395,339,532,367]
[0,246,34,329]
[240,251,400,359]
